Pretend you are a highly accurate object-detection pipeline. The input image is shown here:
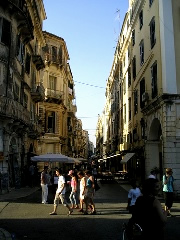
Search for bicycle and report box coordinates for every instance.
[122,222,143,240]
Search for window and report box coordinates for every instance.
[140,40,144,65]
[128,66,131,87]
[58,45,63,64]
[124,104,126,124]
[46,111,55,133]
[25,53,31,74]
[133,128,138,142]
[124,79,126,95]
[49,75,56,90]
[128,97,131,121]
[30,103,36,121]
[139,10,143,29]
[16,35,25,64]
[134,89,138,115]
[149,0,154,7]
[132,29,135,46]
[132,56,136,80]
[52,46,57,62]
[120,62,123,78]
[128,46,130,58]
[140,78,145,109]
[151,62,158,98]
[0,17,11,46]
[23,93,28,108]
[13,82,20,101]
[150,17,156,49]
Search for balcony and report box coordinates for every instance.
[32,55,45,71]
[0,96,31,125]
[7,0,34,44]
[67,104,77,117]
[31,83,45,103]
[45,89,63,104]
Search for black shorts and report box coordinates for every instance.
[163,192,173,209]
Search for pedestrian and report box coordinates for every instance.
[41,166,49,204]
[92,167,98,183]
[132,178,167,240]
[29,163,35,187]
[148,170,156,179]
[49,169,73,216]
[84,170,96,215]
[126,179,141,214]
[52,170,58,195]
[163,167,174,216]
[68,170,79,209]
[77,170,86,213]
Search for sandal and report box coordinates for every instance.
[78,209,84,212]
[49,212,57,215]
[68,210,73,215]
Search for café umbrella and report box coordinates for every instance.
[31,153,75,163]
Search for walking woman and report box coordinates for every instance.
[163,168,174,216]
[77,171,86,213]
[68,170,79,209]
[84,170,96,215]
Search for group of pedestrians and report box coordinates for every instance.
[126,167,175,240]
[40,166,97,216]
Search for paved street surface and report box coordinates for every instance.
[0,180,180,240]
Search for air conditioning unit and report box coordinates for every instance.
[142,92,149,102]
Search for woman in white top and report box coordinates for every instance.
[77,171,86,213]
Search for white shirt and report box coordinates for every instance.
[128,187,141,206]
[56,175,66,194]
[148,174,156,179]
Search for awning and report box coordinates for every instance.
[121,153,135,164]
[31,153,74,163]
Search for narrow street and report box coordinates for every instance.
[0,180,180,240]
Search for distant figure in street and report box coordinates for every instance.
[148,170,156,179]
[29,163,35,187]
[127,180,141,214]
[52,170,58,195]
[41,166,49,204]
[163,168,174,216]
[133,178,167,240]
[92,167,98,183]
[49,169,73,216]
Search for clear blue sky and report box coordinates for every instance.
[43,0,129,146]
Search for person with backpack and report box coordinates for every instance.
[163,168,174,216]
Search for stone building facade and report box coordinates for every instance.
[96,0,180,195]
[0,0,90,193]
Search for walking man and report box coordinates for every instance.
[41,166,49,204]
[49,169,73,216]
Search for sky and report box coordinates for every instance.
[43,0,129,146]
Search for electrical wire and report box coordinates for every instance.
[74,81,105,89]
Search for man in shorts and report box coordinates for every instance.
[49,169,73,216]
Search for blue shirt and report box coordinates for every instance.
[163,175,174,192]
